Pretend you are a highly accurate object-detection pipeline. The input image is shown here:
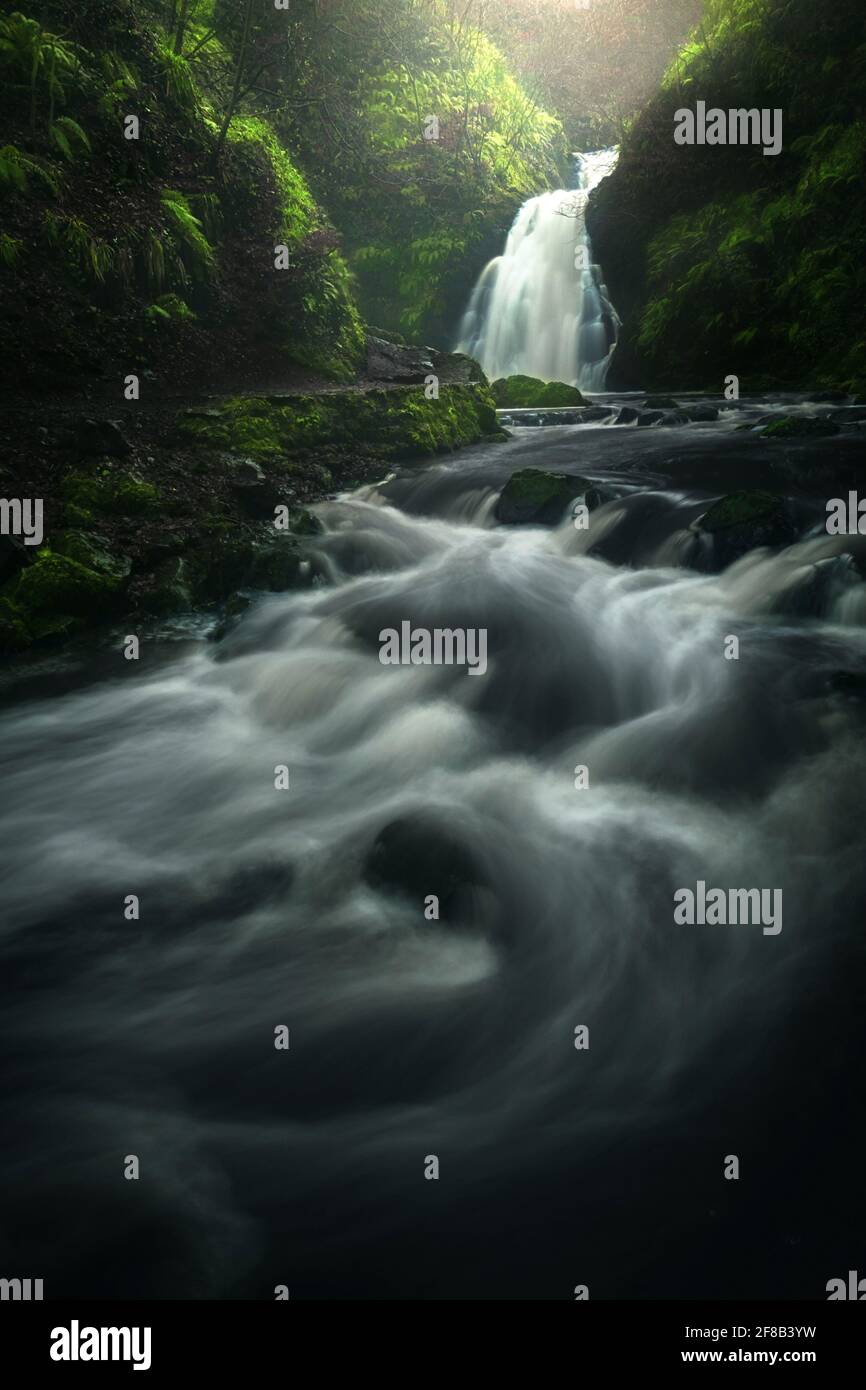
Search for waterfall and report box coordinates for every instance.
[455,148,621,391]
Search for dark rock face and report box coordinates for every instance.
[637,410,665,427]
[580,405,617,423]
[225,456,287,519]
[74,417,131,458]
[683,404,720,422]
[614,406,640,425]
[366,335,435,384]
[644,396,679,410]
[495,468,591,525]
[694,490,798,570]
[661,411,690,427]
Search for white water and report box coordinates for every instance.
[455,149,621,391]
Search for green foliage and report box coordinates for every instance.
[160,188,215,279]
[601,0,866,388]
[227,116,316,244]
[0,232,24,267]
[155,39,200,114]
[43,211,113,283]
[0,142,59,195]
[145,291,196,322]
[48,114,91,162]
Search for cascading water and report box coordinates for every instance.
[455,148,621,391]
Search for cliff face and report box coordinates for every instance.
[587,0,866,392]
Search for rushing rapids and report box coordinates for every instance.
[0,396,865,1299]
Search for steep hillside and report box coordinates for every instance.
[588,0,866,392]
[0,0,365,392]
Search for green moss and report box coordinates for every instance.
[496,468,590,525]
[760,416,841,438]
[493,376,587,408]
[53,530,132,581]
[178,383,503,461]
[2,545,128,644]
[62,468,161,518]
[699,490,785,532]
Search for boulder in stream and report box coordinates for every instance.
[495,468,592,525]
[695,490,797,569]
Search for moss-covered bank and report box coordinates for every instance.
[587,0,866,393]
[178,383,504,461]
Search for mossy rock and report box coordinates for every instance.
[245,537,308,592]
[3,546,127,642]
[495,469,591,526]
[696,490,797,569]
[492,376,587,409]
[54,531,132,583]
[760,416,841,439]
[62,467,161,518]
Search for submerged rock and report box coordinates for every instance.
[364,815,486,922]
[495,468,591,525]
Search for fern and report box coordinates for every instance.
[160,189,215,279]
[43,212,113,284]
[0,143,59,196]
[48,115,91,162]
[0,233,23,268]
[156,43,199,113]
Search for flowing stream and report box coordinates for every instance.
[455,149,620,390]
[1,397,865,1298]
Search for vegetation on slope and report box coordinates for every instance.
[0,0,365,389]
[587,0,866,391]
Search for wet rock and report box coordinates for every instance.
[364,814,486,920]
[695,490,797,569]
[760,416,841,439]
[53,530,132,583]
[614,406,640,424]
[643,396,679,410]
[682,404,719,422]
[245,536,311,592]
[812,390,848,403]
[496,468,591,525]
[829,407,866,424]
[73,417,131,458]
[827,670,866,698]
[225,455,287,519]
[637,410,665,427]
[579,405,616,423]
[661,411,690,427]
[136,556,193,616]
[366,335,435,383]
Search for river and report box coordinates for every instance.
[1,394,865,1298]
